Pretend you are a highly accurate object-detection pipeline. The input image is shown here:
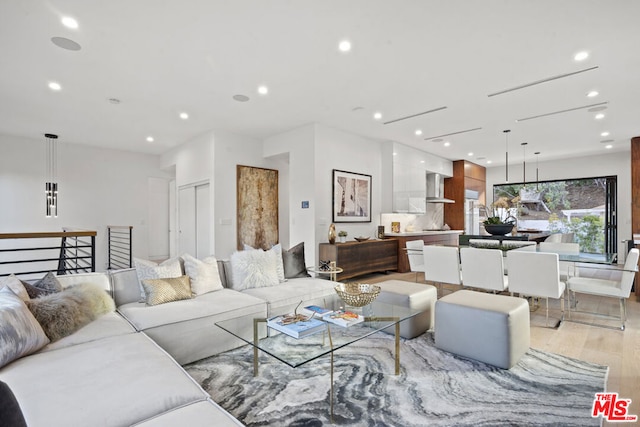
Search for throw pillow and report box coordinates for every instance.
[141,276,192,306]
[0,287,50,369]
[20,280,49,299]
[182,254,223,295]
[134,258,183,302]
[26,272,62,296]
[25,283,116,342]
[242,243,286,283]
[283,242,311,279]
[0,275,30,302]
[229,249,279,291]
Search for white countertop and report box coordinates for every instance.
[384,230,464,237]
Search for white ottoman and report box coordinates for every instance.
[374,280,437,339]
[435,290,530,369]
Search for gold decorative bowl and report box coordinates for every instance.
[334,283,381,307]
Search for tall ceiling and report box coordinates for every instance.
[1,0,639,166]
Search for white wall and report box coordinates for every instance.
[0,134,171,271]
[486,150,631,259]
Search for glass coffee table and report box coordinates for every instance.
[215,294,422,421]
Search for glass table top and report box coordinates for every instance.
[215,294,421,368]
[534,247,617,265]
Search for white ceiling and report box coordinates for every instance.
[1,1,639,166]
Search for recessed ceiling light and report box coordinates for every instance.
[443,141,450,147]
[48,81,61,91]
[467,152,474,156]
[587,90,599,98]
[595,113,605,120]
[257,85,268,95]
[601,131,610,137]
[393,152,397,156]
[338,40,351,52]
[179,112,189,120]
[373,112,382,120]
[61,16,78,29]
[487,160,493,164]
[233,94,250,102]
[574,51,589,61]
[146,136,154,143]
[415,129,423,136]
[420,160,425,164]
[605,144,613,149]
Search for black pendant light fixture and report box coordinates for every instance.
[503,129,511,182]
[45,133,59,218]
[521,142,528,186]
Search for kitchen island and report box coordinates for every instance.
[384,230,464,273]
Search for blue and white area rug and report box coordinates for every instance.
[185,332,607,426]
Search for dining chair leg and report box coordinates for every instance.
[620,298,626,331]
[560,293,565,323]
[545,297,549,328]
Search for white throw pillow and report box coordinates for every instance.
[133,258,183,302]
[242,243,286,283]
[0,287,50,368]
[0,274,30,302]
[230,249,279,291]
[182,254,223,295]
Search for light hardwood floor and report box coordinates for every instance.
[361,271,640,423]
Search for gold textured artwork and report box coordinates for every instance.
[236,165,279,250]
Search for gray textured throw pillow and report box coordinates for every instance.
[27,272,62,296]
[283,242,311,279]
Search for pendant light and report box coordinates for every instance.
[45,133,59,218]
[503,129,511,182]
[521,142,528,186]
[534,151,541,190]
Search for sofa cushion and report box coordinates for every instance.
[242,277,336,313]
[0,380,27,427]
[111,268,141,306]
[132,400,243,427]
[282,242,311,279]
[182,254,224,295]
[141,276,192,306]
[25,283,116,342]
[0,333,209,427]
[0,275,30,302]
[0,287,50,369]
[39,312,136,353]
[229,249,279,290]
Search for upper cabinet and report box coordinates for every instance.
[391,142,452,213]
[443,160,486,230]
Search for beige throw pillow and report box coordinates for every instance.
[134,258,183,302]
[141,276,192,306]
[182,254,223,295]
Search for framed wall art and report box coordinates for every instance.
[332,169,372,223]
[236,165,279,250]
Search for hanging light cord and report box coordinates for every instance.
[503,130,511,182]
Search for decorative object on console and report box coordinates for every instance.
[282,242,311,279]
[391,222,400,233]
[236,165,278,250]
[44,133,59,218]
[354,236,370,242]
[328,223,336,244]
[334,283,381,307]
[0,287,50,369]
[338,230,347,243]
[332,169,372,223]
[26,282,116,340]
[377,226,385,239]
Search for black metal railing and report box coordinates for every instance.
[0,230,96,278]
[108,225,132,270]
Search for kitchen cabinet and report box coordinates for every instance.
[444,160,486,232]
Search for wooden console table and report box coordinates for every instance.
[318,239,398,281]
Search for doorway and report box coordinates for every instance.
[178,182,210,258]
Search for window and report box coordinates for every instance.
[492,176,617,254]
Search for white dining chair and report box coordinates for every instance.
[567,248,639,330]
[507,250,566,328]
[539,242,580,281]
[423,245,461,296]
[460,247,507,293]
[405,240,425,282]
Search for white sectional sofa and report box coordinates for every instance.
[0,257,338,426]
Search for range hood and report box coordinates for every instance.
[425,173,455,203]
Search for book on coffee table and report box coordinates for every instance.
[303,305,334,317]
[322,310,364,327]
[267,315,327,339]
